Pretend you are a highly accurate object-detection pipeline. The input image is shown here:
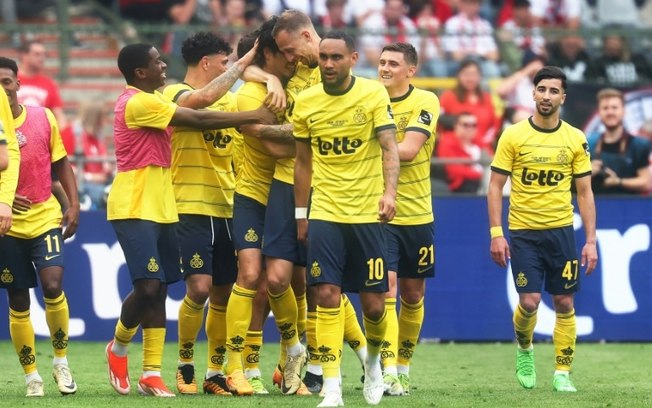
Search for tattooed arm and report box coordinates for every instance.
[175,41,258,109]
[377,127,399,222]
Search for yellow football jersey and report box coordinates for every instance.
[10,108,66,239]
[389,85,439,226]
[491,118,592,230]
[235,81,284,205]
[273,63,322,185]
[163,83,238,218]
[293,76,396,223]
[0,91,19,208]
[107,89,178,223]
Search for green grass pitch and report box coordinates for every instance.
[1,341,651,407]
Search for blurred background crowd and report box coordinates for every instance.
[1,0,651,209]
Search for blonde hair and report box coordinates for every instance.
[77,100,105,135]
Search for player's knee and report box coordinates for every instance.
[267,272,289,295]
[552,295,574,313]
[8,290,30,311]
[400,291,423,305]
[41,283,63,299]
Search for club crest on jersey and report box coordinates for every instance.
[418,110,433,125]
[353,107,367,123]
[16,129,27,147]
[557,149,570,165]
[398,115,408,130]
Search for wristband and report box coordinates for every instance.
[490,226,504,239]
[295,207,308,219]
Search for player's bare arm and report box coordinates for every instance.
[242,65,287,112]
[170,104,276,129]
[398,131,428,162]
[574,175,598,275]
[176,41,259,109]
[53,156,80,239]
[377,127,399,222]
[488,170,510,267]
[293,139,312,243]
[240,122,295,159]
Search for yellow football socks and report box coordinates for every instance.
[9,308,37,374]
[225,284,255,374]
[554,309,576,371]
[381,298,398,373]
[44,292,69,358]
[316,306,343,380]
[397,297,424,368]
[177,295,205,364]
[513,303,537,349]
[206,302,227,372]
[142,327,165,373]
[243,330,263,375]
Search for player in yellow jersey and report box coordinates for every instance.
[223,18,298,396]
[488,66,598,393]
[0,57,79,397]
[293,31,399,407]
[272,10,370,395]
[0,88,19,236]
[104,43,274,398]
[162,31,257,396]
[376,42,439,397]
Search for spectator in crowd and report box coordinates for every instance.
[439,58,500,151]
[589,88,651,195]
[546,33,597,82]
[437,112,486,193]
[312,0,357,33]
[71,100,113,209]
[16,40,72,151]
[349,0,385,27]
[638,119,652,192]
[496,0,546,72]
[442,0,501,78]
[408,0,448,77]
[529,0,581,30]
[215,0,264,62]
[496,56,544,125]
[360,0,445,76]
[594,33,652,86]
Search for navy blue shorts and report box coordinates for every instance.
[510,225,580,295]
[111,219,182,284]
[177,214,237,286]
[232,192,265,251]
[262,179,307,266]
[307,220,388,293]
[385,222,435,278]
[0,228,65,290]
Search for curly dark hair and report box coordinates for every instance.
[181,31,233,66]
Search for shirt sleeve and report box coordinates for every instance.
[572,130,592,177]
[0,92,19,206]
[292,93,309,141]
[126,91,177,130]
[490,129,515,174]
[45,108,68,163]
[372,83,397,132]
[405,92,440,138]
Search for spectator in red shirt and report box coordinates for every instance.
[17,40,71,145]
[437,112,486,193]
[71,100,114,209]
[439,58,500,151]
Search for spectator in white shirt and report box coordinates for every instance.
[442,0,501,77]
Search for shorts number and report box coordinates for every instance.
[367,258,384,280]
[44,234,61,254]
[418,244,434,266]
[562,260,578,280]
